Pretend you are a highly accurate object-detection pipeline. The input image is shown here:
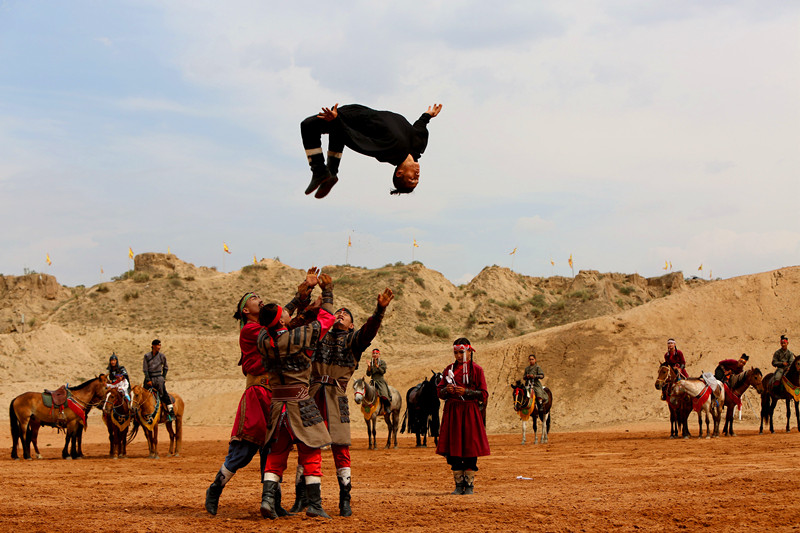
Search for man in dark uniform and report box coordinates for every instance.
[300,102,443,198]
[772,335,795,393]
[714,354,748,386]
[143,339,174,420]
[256,273,336,520]
[366,348,391,412]
[523,354,546,411]
[303,290,392,517]
[106,353,131,400]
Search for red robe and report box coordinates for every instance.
[436,361,490,459]
[664,349,689,378]
[230,322,272,446]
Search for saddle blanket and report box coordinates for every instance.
[67,399,87,426]
[723,383,741,408]
[701,372,721,392]
[692,386,712,412]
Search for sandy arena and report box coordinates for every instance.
[3,421,799,532]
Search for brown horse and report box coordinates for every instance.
[759,355,800,434]
[102,386,132,458]
[130,385,183,458]
[655,363,692,438]
[722,368,763,436]
[9,374,108,460]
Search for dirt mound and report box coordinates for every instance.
[0,274,72,333]
[133,253,219,278]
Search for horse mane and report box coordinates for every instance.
[68,375,101,391]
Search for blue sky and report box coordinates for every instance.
[1,1,798,286]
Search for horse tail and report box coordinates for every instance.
[127,416,140,445]
[9,399,20,453]
[400,407,408,434]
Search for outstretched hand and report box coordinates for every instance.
[306,266,320,287]
[377,288,394,308]
[425,103,442,118]
[318,272,333,290]
[317,103,339,121]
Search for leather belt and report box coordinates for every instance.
[245,373,269,389]
[312,375,347,391]
[271,384,310,401]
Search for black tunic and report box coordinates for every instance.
[334,104,431,166]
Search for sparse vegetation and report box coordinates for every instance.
[443,302,453,313]
[420,299,432,309]
[527,294,546,307]
[619,285,635,296]
[616,298,625,308]
[413,276,426,288]
[169,278,183,288]
[568,289,594,302]
[96,284,109,293]
[334,276,357,286]
[433,326,450,338]
[415,324,433,336]
[123,290,140,301]
[242,264,268,274]
[184,275,195,281]
[113,270,134,281]
[550,299,566,311]
[506,316,518,329]
[416,310,427,319]
[133,272,150,283]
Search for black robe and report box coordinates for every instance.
[334,104,431,166]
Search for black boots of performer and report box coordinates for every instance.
[304,478,331,519]
[450,469,476,495]
[205,466,235,516]
[260,475,293,520]
[337,467,352,517]
[304,150,339,199]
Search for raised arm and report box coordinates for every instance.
[352,288,394,359]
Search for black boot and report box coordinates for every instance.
[289,481,308,513]
[313,175,338,199]
[305,153,331,195]
[338,477,352,517]
[205,476,224,516]
[451,470,465,495]
[463,470,475,495]
[260,480,279,520]
[304,483,331,519]
[275,482,293,517]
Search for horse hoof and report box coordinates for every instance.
[65,457,72,460]
[36,454,43,459]
[173,453,180,457]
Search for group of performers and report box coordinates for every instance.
[102,340,175,419]
[661,334,793,396]
[204,266,492,519]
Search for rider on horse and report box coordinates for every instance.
[523,354,546,412]
[306,289,393,517]
[714,354,748,386]
[256,273,337,520]
[106,353,131,400]
[205,271,317,517]
[367,348,392,412]
[436,338,490,496]
[143,340,175,420]
[771,335,795,394]
[662,338,688,400]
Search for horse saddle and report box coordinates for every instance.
[43,386,68,408]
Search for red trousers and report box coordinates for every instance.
[331,444,350,469]
[264,418,322,478]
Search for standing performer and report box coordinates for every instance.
[205,269,317,517]
[367,348,392,412]
[301,289,393,517]
[772,335,795,393]
[300,102,443,198]
[523,354,546,412]
[436,337,490,495]
[143,339,174,420]
[257,273,336,519]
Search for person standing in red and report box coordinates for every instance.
[204,269,317,517]
[436,337,490,495]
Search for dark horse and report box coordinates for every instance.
[655,363,691,438]
[511,380,552,444]
[400,371,441,447]
[9,374,108,460]
[759,355,800,434]
[102,386,132,458]
[722,368,762,436]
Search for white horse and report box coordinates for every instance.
[352,377,402,449]
[672,377,725,438]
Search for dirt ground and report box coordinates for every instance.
[2,421,800,533]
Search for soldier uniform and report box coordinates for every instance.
[143,340,174,418]
[366,351,391,409]
[772,336,795,390]
[523,359,545,410]
[256,285,336,520]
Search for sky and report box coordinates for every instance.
[1,1,798,287]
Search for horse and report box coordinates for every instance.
[102,385,132,458]
[400,371,441,447]
[130,384,184,458]
[511,380,552,444]
[655,363,692,438]
[9,374,109,460]
[759,355,800,434]
[722,368,762,436]
[671,376,725,438]
[352,377,402,450]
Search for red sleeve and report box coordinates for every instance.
[475,364,489,403]
[316,308,336,339]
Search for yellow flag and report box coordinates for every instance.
[348,236,352,247]
[100,266,104,274]
[509,247,517,255]
[413,239,419,248]
[550,258,555,266]
[128,247,134,259]
[167,246,171,255]
[253,254,257,265]
[663,260,668,271]
[46,253,52,266]
[669,261,673,270]
[223,242,231,254]
[709,270,712,279]
[568,254,573,268]
[698,264,703,271]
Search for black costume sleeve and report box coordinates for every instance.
[351,305,386,364]
[411,113,431,156]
